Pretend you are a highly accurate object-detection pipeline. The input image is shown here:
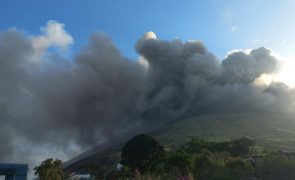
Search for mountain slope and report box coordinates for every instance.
[154,113,295,151]
[65,113,295,173]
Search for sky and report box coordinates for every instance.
[1,0,295,60]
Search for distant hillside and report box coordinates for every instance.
[65,113,295,173]
[154,113,295,151]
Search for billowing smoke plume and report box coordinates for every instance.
[0,21,294,172]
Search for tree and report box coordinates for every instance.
[193,150,219,179]
[229,137,255,156]
[34,158,64,180]
[225,157,254,178]
[120,134,164,175]
[184,138,209,153]
[163,151,193,179]
[148,151,193,179]
[184,137,231,154]
[256,152,295,179]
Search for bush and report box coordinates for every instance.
[229,137,255,156]
[225,157,254,178]
[256,152,295,179]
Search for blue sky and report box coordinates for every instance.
[0,0,295,59]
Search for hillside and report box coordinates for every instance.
[65,112,295,173]
[154,113,295,151]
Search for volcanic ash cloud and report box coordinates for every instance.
[0,21,294,172]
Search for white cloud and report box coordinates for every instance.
[32,20,74,57]
[143,31,157,39]
[254,73,274,86]
[225,48,252,58]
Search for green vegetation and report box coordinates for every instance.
[40,133,295,179]
[154,113,295,152]
[120,134,165,174]
[34,158,64,180]
[256,152,295,179]
[92,134,295,179]
[119,135,256,179]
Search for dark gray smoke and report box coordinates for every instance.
[0,23,294,174]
